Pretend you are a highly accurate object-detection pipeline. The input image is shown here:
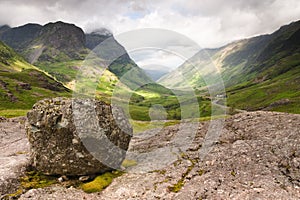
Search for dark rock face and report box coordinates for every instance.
[0,21,88,63]
[85,30,111,50]
[41,21,86,52]
[26,21,88,63]
[0,23,42,52]
[25,98,132,176]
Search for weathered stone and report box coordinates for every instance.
[2,111,299,199]
[78,176,90,182]
[17,82,31,90]
[25,97,132,176]
[0,117,29,196]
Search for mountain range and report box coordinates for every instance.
[0,21,184,120]
[0,21,152,86]
[0,19,299,118]
[158,20,300,113]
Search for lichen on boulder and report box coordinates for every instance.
[25,97,132,176]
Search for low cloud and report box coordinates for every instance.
[0,0,299,68]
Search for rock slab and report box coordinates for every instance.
[0,117,29,196]
[25,98,132,176]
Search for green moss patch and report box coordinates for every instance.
[0,109,29,118]
[81,171,123,193]
[20,171,57,190]
[168,179,184,193]
[168,157,197,193]
[4,189,23,199]
[3,171,57,199]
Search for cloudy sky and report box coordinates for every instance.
[0,0,300,69]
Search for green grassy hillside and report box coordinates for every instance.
[0,41,71,117]
[227,53,300,113]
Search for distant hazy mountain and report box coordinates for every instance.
[142,66,171,81]
[159,20,300,112]
[143,69,168,81]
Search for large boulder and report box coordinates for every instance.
[25,98,132,176]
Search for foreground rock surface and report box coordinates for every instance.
[25,98,132,176]
[1,111,299,199]
[0,117,29,196]
[98,111,300,199]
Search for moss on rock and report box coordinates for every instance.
[81,171,123,193]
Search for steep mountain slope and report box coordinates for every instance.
[0,23,42,54]
[158,20,300,113]
[0,22,152,89]
[26,21,88,63]
[86,30,153,88]
[0,22,90,85]
[0,25,10,35]
[159,20,300,87]
[0,41,70,117]
[0,22,87,63]
[85,28,113,50]
[0,40,34,71]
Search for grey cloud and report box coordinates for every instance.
[0,0,299,51]
[171,0,275,17]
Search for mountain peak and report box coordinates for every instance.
[85,28,114,50]
[0,24,10,29]
[0,25,10,34]
[43,21,77,28]
[90,28,112,36]
[39,21,85,46]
